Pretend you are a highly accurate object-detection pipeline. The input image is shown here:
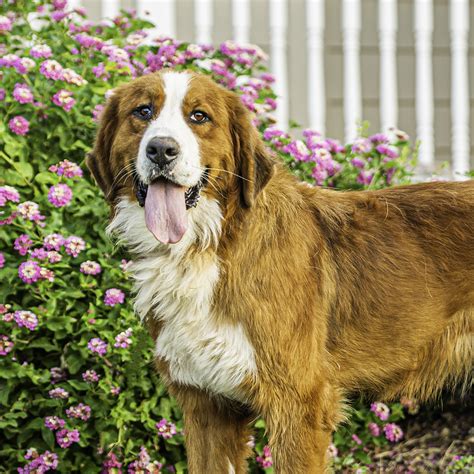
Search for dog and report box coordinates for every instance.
[87,70,474,473]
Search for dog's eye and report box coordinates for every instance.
[190,111,210,124]
[133,105,153,120]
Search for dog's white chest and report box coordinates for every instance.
[111,198,257,399]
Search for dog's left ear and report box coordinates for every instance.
[226,93,275,208]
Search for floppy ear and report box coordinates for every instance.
[86,93,120,204]
[227,93,275,208]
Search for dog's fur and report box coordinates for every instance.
[87,71,474,473]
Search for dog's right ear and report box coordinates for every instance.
[86,92,120,203]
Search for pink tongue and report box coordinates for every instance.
[144,179,188,244]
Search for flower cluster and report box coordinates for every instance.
[104,288,125,306]
[127,446,163,474]
[18,449,58,473]
[155,418,177,439]
[66,403,91,421]
[56,428,80,448]
[114,327,132,348]
[256,445,273,469]
[87,337,108,356]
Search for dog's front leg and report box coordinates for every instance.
[171,385,253,474]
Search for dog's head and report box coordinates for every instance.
[87,71,274,244]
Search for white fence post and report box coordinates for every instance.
[137,1,176,39]
[306,0,326,135]
[414,0,434,171]
[342,0,362,142]
[232,0,250,44]
[450,0,470,178]
[378,0,398,132]
[101,0,120,19]
[194,0,213,44]
[269,0,289,130]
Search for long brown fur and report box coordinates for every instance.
[88,71,474,473]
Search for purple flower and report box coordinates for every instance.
[43,234,64,251]
[82,369,100,383]
[92,62,109,80]
[351,138,372,154]
[104,288,125,307]
[14,234,33,256]
[18,261,41,284]
[110,386,121,396]
[351,157,365,169]
[369,133,390,144]
[17,201,44,222]
[127,446,162,474]
[19,450,58,473]
[88,337,108,356]
[56,428,80,448]
[50,367,67,384]
[356,170,374,186]
[92,104,104,122]
[30,44,52,59]
[52,10,68,22]
[368,422,381,436]
[114,328,132,348]
[384,423,404,442]
[376,144,399,159]
[14,310,38,330]
[370,402,390,421]
[48,184,73,207]
[30,248,48,260]
[64,236,85,257]
[155,418,177,439]
[48,387,69,399]
[66,403,91,421]
[8,116,30,136]
[53,0,67,9]
[49,159,83,178]
[0,335,13,356]
[13,83,34,104]
[103,452,122,471]
[0,252,4,269]
[44,416,66,431]
[283,140,310,162]
[0,15,13,32]
[352,434,363,445]
[80,260,101,275]
[0,185,20,205]
[256,445,273,468]
[47,251,62,263]
[52,90,76,112]
[40,60,64,80]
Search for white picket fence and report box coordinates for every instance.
[86,0,471,177]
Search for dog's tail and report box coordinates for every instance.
[382,308,473,403]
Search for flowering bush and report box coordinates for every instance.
[0,1,425,472]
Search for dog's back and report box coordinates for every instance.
[315,180,474,402]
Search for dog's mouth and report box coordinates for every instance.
[135,170,208,245]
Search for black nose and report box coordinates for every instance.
[145,137,180,167]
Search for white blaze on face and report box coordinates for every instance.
[137,72,203,244]
[136,71,202,188]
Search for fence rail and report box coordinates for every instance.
[85,0,472,177]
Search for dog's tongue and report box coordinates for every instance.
[144,179,187,244]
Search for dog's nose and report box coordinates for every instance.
[146,137,180,167]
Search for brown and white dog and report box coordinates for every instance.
[87,70,474,473]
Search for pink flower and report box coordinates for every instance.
[8,116,30,136]
[92,104,104,122]
[61,68,87,86]
[64,236,85,257]
[47,251,62,263]
[155,418,177,439]
[48,184,73,207]
[0,15,13,32]
[48,387,69,399]
[30,248,48,260]
[368,422,381,436]
[80,260,101,275]
[88,337,108,356]
[256,445,273,468]
[127,446,162,473]
[50,367,67,384]
[104,288,125,306]
[356,170,374,186]
[114,328,132,348]
[66,403,91,421]
[351,138,373,154]
[351,157,365,169]
[17,201,44,222]
[44,416,66,431]
[110,386,121,396]
[352,434,363,445]
[327,443,338,458]
[40,60,64,81]
[370,402,390,421]
[102,452,123,472]
[82,369,100,383]
[14,310,38,330]
[0,185,20,204]
[18,261,41,284]
[56,428,80,448]
[52,89,76,111]
[14,234,33,256]
[376,144,399,159]
[49,160,83,179]
[30,44,52,58]
[43,234,64,251]
[0,335,13,356]
[0,252,4,269]
[383,423,404,442]
[13,83,34,104]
